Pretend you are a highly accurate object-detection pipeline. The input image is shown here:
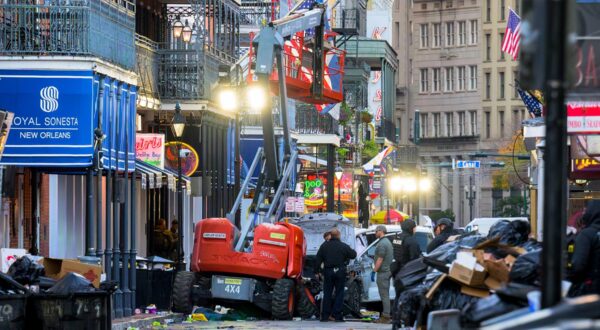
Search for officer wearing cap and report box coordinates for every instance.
[373,225,393,323]
[426,218,457,253]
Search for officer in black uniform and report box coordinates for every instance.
[315,228,357,322]
[390,219,421,276]
[568,200,600,296]
[426,218,458,253]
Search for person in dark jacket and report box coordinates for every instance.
[315,228,357,322]
[390,219,421,275]
[426,218,457,253]
[568,200,600,296]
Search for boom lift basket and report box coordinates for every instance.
[247,32,346,105]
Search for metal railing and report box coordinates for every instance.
[332,8,361,35]
[135,34,159,105]
[295,106,338,135]
[0,0,136,70]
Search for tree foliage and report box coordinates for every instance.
[429,209,456,223]
[492,131,529,190]
[495,196,528,217]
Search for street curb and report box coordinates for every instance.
[112,313,185,330]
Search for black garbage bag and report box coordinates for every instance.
[7,256,45,285]
[0,271,28,294]
[430,280,480,311]
[495,282,538,304]
[509,250,541,286]
[394,258,428,289]
[47,272,95,294]
[520,239,542,252]
[461,294,522,326]
[427,234,487,264]
[487,220,530,246]
[37,276,58,290]
[393,284,429,327]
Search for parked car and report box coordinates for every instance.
[352,227,434,303]
[464,217,529,236]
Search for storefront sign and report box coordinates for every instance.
[567,102,600,134]
[165,142,199,177]
[304,178,325,207]
[0,71,94,166]
[286,197,306,213]
[334,172,354,202]
[136,133,164,168]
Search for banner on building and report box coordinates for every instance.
[136,133,165,168]
[366,7,392,127]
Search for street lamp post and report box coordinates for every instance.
[171,102,186,271]
[334,165,343,215]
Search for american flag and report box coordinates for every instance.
[517,87,543,117]
[501,8,521,60]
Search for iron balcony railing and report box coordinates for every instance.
[0,0,136,70]
[332,8,361,36]
[135,34,160,107]
[295,106,338,135]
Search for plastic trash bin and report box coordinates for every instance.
[0,294,27,330]
[26,291,111,330]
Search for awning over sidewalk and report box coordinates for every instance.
[135,159,190,191]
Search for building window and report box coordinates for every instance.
[470,111,477,135]
[458,21,466,45]
[420,24,429,48]
[433,23,441,47]
[485,72,491,99]
[485,33,491,61]
[420,68,429,92]
[516,0,520,14]
[446,113,454,137]
[499,71,505,99]
[445,67,454,92]
[513,70,519,98]
[469,65,478,90]
[457,66,466,91]
[513,109,520,131]
[420,114,428,138]
[521,109,526,122]
[500,0,506,21]
[470,20,478,44]
[486,0,491,22]
[458,111,466,136]
[394,23,399,49]
[499,33,505,60]
[433,113,440,137]
[446,22,455,46]
[433,68,441,92]
[499,110,505,137]
[485,111,491,138]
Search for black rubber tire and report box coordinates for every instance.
[296,283,318,319]
[271,278,296,320]
[344,280,361,316]
[171,271,196,314]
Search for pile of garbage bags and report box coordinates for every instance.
[392,220,542,328]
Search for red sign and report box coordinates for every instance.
[164,142,199,176]
[567,102,600,134]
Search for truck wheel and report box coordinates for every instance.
[272,278,295,320]
[296,283,318,319]
[172,271,196,314]
[344,280,361,316]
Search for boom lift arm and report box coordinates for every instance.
[226,4,329,251]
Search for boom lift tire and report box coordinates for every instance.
[272,278,296,320]
[172,271,197,314]
[296,283,318,319]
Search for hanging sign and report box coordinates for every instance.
[141,173,147,189]
[304,178,325,207]
[156,173,162,188]
[285,197,295,212]
[295,197,305,213]
[165,141,199,176]
[149,173,155,189]
[136,133,165,168]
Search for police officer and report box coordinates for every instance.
[568,200,600,296]
[390,219,421,276]
[426,218,457,253]
[315,228,357,322]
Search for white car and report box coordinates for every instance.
[464,217,529,236]
[353,227,434,302]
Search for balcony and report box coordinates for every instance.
[0,0,136,70]
[135,34,160,109]
[295,105,338,135]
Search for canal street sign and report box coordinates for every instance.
[454,160,481,169]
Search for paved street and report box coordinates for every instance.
[168,320,392,330]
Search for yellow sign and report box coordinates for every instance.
[270,233,286,240]
[224,278,242,285]
[574,158,600,170]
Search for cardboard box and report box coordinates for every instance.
[44,258,102,288]
[449,260,486,287]
[1,248,27,273]
[484,276,503,290]
[461,285,491,298]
